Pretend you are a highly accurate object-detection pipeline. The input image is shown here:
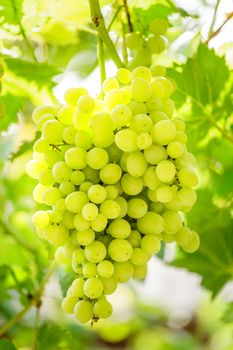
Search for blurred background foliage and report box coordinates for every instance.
[0,0,233,349]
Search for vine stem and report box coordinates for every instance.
[122,0,133,32]
[88,0,124,68]
[205,11,233,45]
[97,35,106,87]
[0,263,56,337]
[208,0,221,37]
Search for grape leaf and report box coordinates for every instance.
[168,44,229,109]
[0,95,24,132]
[4,58,60,88]
[37,324,71,350]
[0,340,17,350]
[0,0,23,24]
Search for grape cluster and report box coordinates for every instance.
[27,65,199,324]
[126,18,168,68]
[0,60,5,119]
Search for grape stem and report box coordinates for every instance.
[0,263,56,337]
[122,0,133,32]
[88,0,124,68]
[97,35,106,87]
[205,11,233,45]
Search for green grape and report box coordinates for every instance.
[52,161,71,183]
[53,198,66,211]
[182,230,200,253]
[82,167,99,184]
[151,65,167,77]
[88,184,107,204]
[65,147,87,170]
[151,120,176,145]
[151,79,166,99]
[114,261,134,282]
[97,260,114,278]
[85,241,107,263]
[84,277,103,299]
[137,132,153,150]
[156,185,175,203]
[102,77,119,94]
[62,210,75,229]
[79,181,93,192]
[127,198,148,218]
[175,226,192,246]
[156,160,176,182]
[62,239,76,259]
[149,110,169,123]
[32,211,50,229]
[115,129,138,152]
[25,159,48,180]
[36,114,54,131]
[72,110,91,130]
[43,224,68,246]
[59,181,75,196]
[178,167,198,187]
[143,166,163,190]
[125,32,144,50]
[74,213,90,231]
[129,101,147,115]
[131,78,152,102]
[55,247,69,264]
[63,126,76,144]
[82,203,98,221]
[100,276,118,295]
[144,144,167,165]
[108,239,133,262]
[146,96,163,112]
[70,278,85,297]
[86,147,109,169]
[108,219,131,239]
[39,169,55,186]
[137,211,164,235]
[72,247,86,264]
[32,105,56,123]
[33,184,49,204]
[93,299,113,319]
[120,86,132,104]
[121,174,143,195]
[130,248,148,265]
[116,68,131,85]
[133,263,147,279]
[74,300,93,323]
[105,185,119,200]
[78,94,95,113]
[83,262,97,278]
[34,138,50,153]
[75,130,92,149]
[126,151,148,177]
[177,187,197,207]
[131,66,152,81]
[133,46,152,67]
[76,228,95,246]
[154,76,174,97]
[42,120,64,144]
[130,114,153,133]
[43,149,63,168]
[127,230,141,248]
[65,191,88,213]
[100,199,121,219]
[91,213,108,232]
[149,18,168,36]
[175,152,196,169]
[70,170,85,185]
[62,295,79,314]
[49,209,63,224]
[147,35,166,54]
[92,127,115,148]
[115,196,128,218]
[111,104,132,126]
[173,118,185,132]
[43,187,61,206]
[64,87,88,106]
[57,105,75,125]
[163,210,183,234]
[106,143,122,163]
[161,232,176,243]
[99,163,122,184]
[167,141,184,158]
[141,234,161,255]
[162,98,175,118]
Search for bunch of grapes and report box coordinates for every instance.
[0,60,5,119]
[126,18,168,68]
[27,64,199,324]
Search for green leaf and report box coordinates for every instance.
[0,0,23,24]
[0,95,24,132]
[0,339,17,350]
[172,223,233,296]
[58,267,76,297]
[132,5,173,33]
[37,324,71,350]
[4,57,60,88]
[10,139,35,161]
[168,44,229,108]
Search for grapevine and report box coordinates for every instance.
[26,16,200,325]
